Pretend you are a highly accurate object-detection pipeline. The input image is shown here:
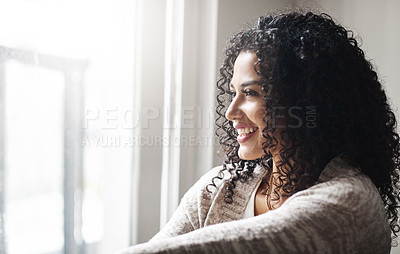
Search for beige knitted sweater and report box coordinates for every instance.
[117,157,391,253]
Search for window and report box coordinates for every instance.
[0,1,136,253]
[0,0,219,253]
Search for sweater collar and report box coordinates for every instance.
[204,164,266,226]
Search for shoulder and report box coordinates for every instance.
[288,156,386,216]
[304,156,385,212]
[283,156,391,252]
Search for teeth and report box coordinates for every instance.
[237,127,257,136]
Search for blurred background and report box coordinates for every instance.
[0,0,399,253]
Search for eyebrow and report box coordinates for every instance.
[229,80,263,89]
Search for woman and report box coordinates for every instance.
[118,11,399,253]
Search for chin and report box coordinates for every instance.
[238,149,263,161]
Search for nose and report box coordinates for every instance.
[225,94,242,121]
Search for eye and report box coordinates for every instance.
[243,89,259,97]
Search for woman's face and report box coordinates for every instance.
[225,51,267,160]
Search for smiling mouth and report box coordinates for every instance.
[236,127,258,143]
[237,127,258,136]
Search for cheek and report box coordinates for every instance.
[246,101,265,118]
[254,106,266,128]
[254,107,267,144]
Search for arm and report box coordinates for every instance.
[117,187,358,254]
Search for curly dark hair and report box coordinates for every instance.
[208,11,400,238]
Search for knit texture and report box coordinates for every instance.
[116,157,391,254]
